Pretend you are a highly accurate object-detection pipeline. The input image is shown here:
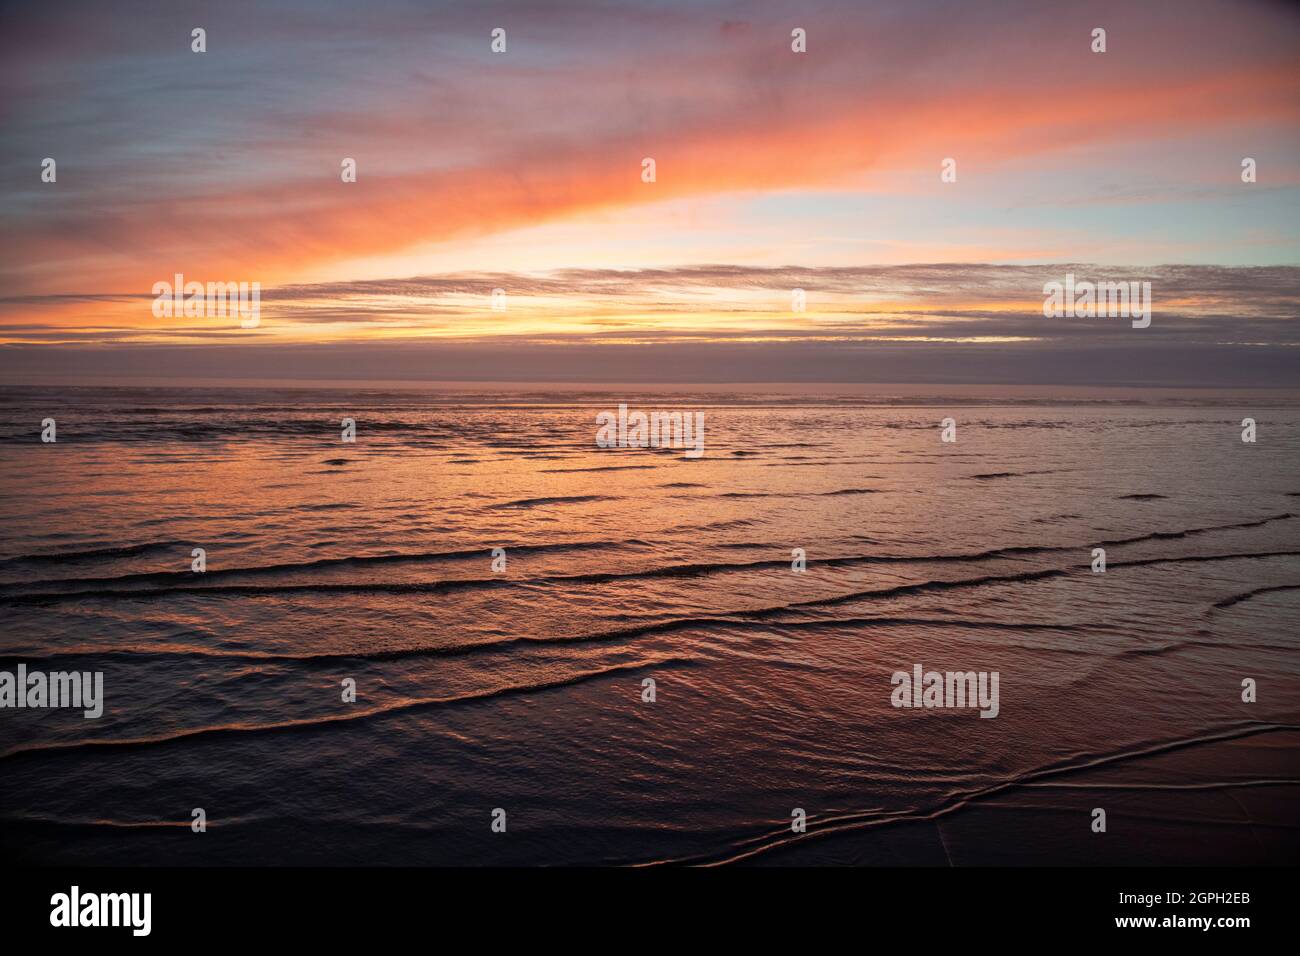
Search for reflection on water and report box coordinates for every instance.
[1,388,1297,864]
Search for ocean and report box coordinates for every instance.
[1,386,1297,865]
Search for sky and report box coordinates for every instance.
[1,0,1298,385]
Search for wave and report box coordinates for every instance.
[1032,513,1083,523]
[1113,549,1300,569]
[0,578,516,605]
[716,487,880,499]
[968,469,1067,481]
[540,465,658,473]
[649,721,1300,866]
[0,540,185,567]
[1096,512,1292,546]
[489,495,615,509]
[0,614,1097,671]
[1210,583,1300,609]
[0,814,209,830]
[11,549,1295,627]
[0,536,651,592]
[0,656,696,763]
[769,549,1300,617]
[3,516,1293,606]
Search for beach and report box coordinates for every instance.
[1,386,1296,865]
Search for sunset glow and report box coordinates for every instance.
[2,0,1298,382]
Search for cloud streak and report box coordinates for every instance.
[1,0,1298,386]
[3,0,1299,295]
